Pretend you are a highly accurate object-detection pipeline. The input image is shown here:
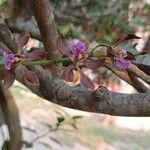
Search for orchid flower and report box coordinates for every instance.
[113,50,131,70]
[57,35,103,90]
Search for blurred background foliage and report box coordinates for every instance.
[51,0,150,43]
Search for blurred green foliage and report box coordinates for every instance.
[0,0,6,8]
[51,0,150,44]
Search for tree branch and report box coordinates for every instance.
[0,84,22,150]
[104,63,149,92]
[7,17,41,40]
[15,65,150,116]
[0,15,18,53]
[28,0,60,60]
[127,64,150,84]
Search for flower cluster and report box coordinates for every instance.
[57,36,103,90]
[0,32,46,90]
[57,34,140,90]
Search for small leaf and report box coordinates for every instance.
[113,34,140,46]
[56,116,65,127]
[57,35,68,55]
[72,115,82,120]
[83,58,103,69]
[112,34,140,55]
[57,35,72,58]
[26,50,46,61]
[17,32,30,48]
[2,140,10,150]
[22,141,33,148]
[3,71,15,90]
[62,65,74,82]
[49,137,62,145]
[79,70,95,90]
[57,116,65,124]
[24,68,39,86]
[121,34,141,42]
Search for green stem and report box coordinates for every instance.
[22,57,69,66]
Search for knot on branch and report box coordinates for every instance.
[94,86,111,104]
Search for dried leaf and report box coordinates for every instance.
[57,35,68,55]
[17,32,30,48]
[113,34,140,46]
[26,50,46,61]
[57,35,72,58]
[3,71,15,90]
[79,70,95,90]
[84,58,103,69]
[121,34,141,42]
[24,68,39,86]
[62,65,74,82]
[126,52,135,60]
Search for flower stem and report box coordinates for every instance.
[22,57,69,66]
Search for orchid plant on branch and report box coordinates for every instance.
[0,0,150,149]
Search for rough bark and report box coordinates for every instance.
[28,0,60,60]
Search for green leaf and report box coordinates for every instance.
[22,141,33,148]
[2,140,10,150]
[72,115,82,120]
[57,116,65,123]
[56,116,65,127]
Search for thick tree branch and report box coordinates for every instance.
[15,65,150,116]
[0,15,18,53]
[28,0,60,60]
[7,17,41,40]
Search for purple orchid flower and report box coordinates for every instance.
[57,35,88,61]
[3,52,16,70]
[113,50,131,70]
[70,40,87,60]
[57,36,99,90]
